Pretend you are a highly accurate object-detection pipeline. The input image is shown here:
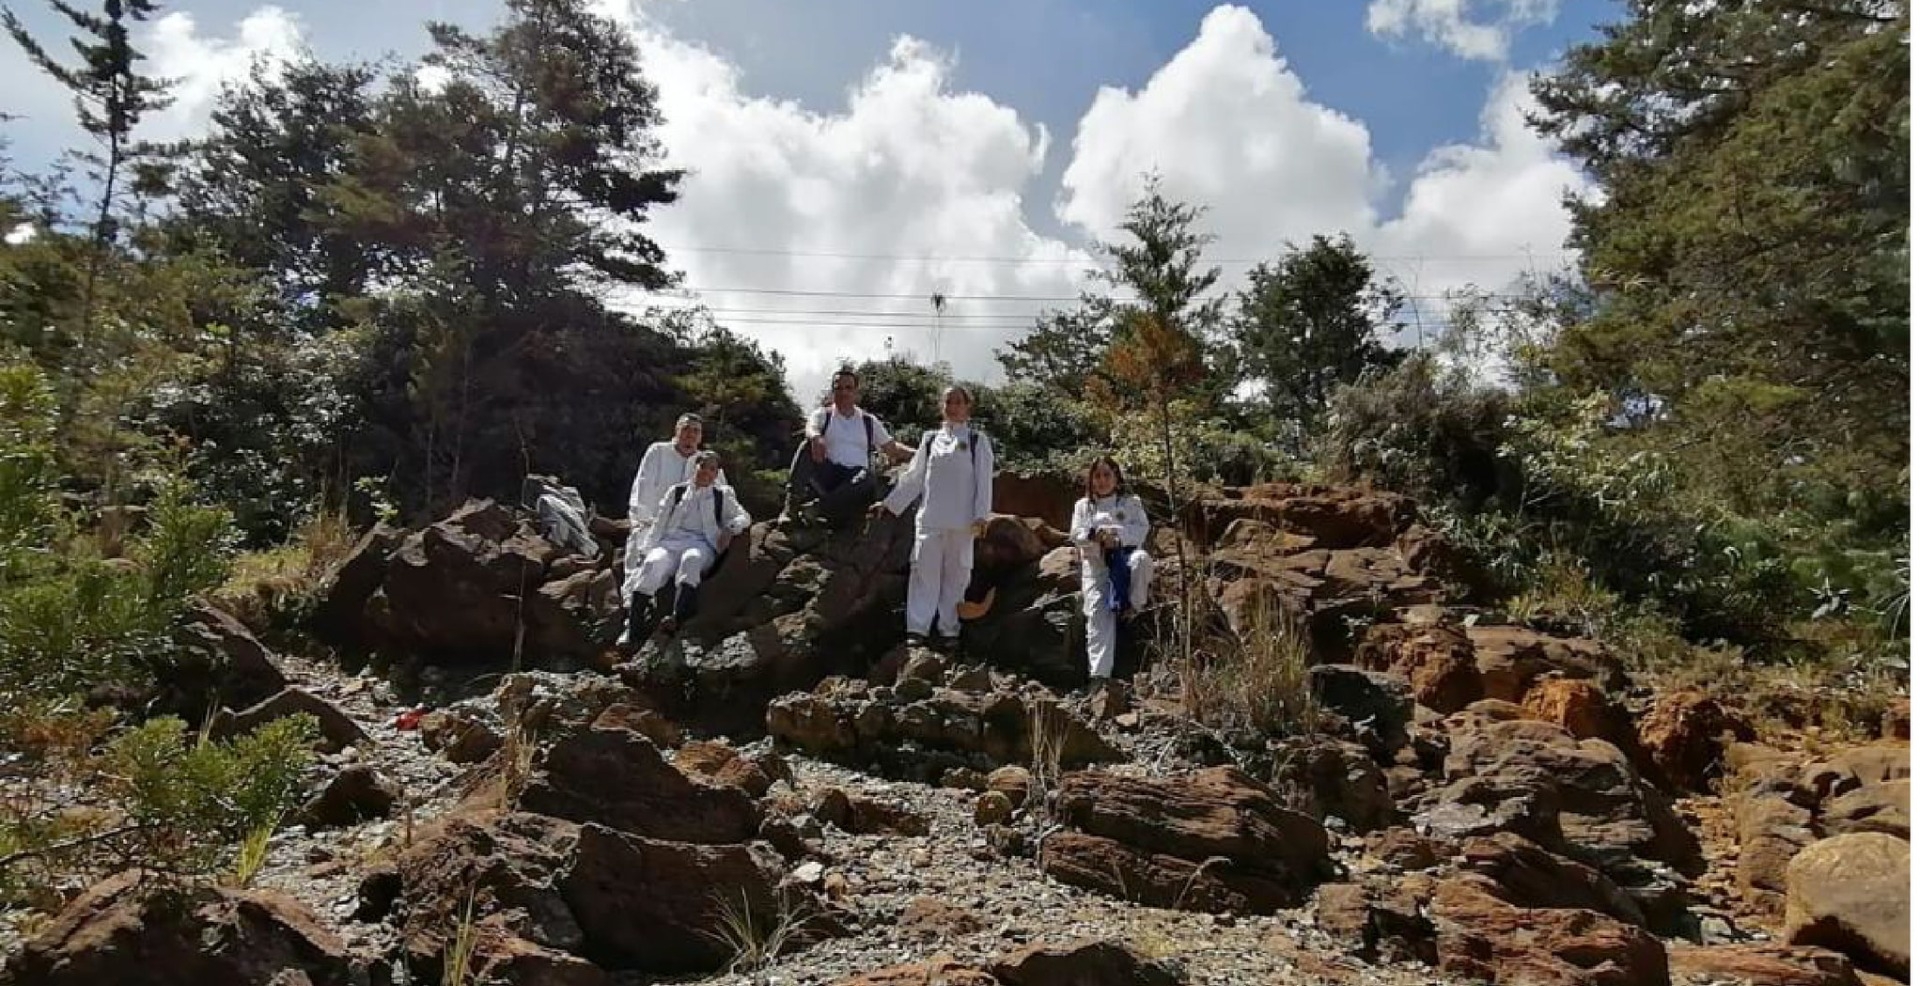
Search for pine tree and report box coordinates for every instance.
[4,0,172,351]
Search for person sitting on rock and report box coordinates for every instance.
[621,450,751,645]
[869,385,995,651]
[1070,455,1152,683]
[621,413,726,616]
[783,367,913,526]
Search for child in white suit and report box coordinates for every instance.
[1069,455,1153,681]
[872,385,995,649]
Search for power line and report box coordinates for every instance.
[650,286,1091,302]
[689,308,1538,332]
[658,243,1578,265]
[650,287,1538,305]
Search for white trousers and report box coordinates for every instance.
[620,519,653,597]
[1081,551,1153,678]
[629,534,712,597]
[907,527,974,639]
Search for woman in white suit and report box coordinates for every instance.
[871,385,995,650]
[622,450,751,641]
[1069,455,1152,682]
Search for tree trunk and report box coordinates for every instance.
[1155,392,1193,666]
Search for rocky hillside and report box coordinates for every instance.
[3,480,1908,986]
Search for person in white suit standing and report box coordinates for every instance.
[871,385,995,650]
[621,450,750,644]
[1069,455,1153,683]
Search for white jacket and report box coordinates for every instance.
[1071,493,1150,567]
[627,441,728,525]
[640,481,752,554]
[882,423,994,532]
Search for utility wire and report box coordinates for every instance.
[656,243,1577,265]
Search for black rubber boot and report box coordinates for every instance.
[618,592,652,652]
[660,582,700,636]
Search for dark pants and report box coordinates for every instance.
[786,443,881,522]
[1104,546,1139,613]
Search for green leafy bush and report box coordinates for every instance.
[101,714,317,874]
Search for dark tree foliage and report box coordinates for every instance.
[1530,0,1908,524]
[1232,233,1404,442]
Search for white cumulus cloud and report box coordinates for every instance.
[609,3,1096,397]
[1056,6,1588,325]
[1366,0,1558,62]
[602,1,1588,395]
[141,6,304,140]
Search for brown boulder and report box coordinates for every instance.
[213,686,368,754]
[395,812,585,967]
[591,703,681,748]
[308,521,404,647]
[972,514,1049,571]
[1424,715,1700,879]
[557,823,802,974]
[1823,780,1909,840]
[991,470,1081,529]
[300,764,400,829]
[419,708,504,763]
[1465,625,1627,701]
[766,681,1122,778]
[1041,766,1330,913]
[365,500,609,665]
[464,927,613,986]
[898,896,984,940]
[1667,943,1862,986]
[989,939,1182,986]
[1784,833,1909,979]
[674,741,776,798]
[1733,786,1820,916]
[975,791,1015,826]
[1637,689,1756,791]
[814,788,930,837]
[1522,677,1633,748]
[1430,876,1669,986]
[1824,743,1912,795]
[1460,832,1648,928]
[1312,874,1438,964]
[168,601,288,712]
[1268,736,1395,832]
[987,765,1034,805]
[6,870,355,986]
[517,725,761,843]
[1040,830,1300,913]
[1366,828,1445,871]
[1356,621,1482,713]
[1183,484,1415,549]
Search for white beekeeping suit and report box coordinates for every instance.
[879,422,994,642]
[627,480,752,599]
[1070,491,1153,679]
[621,441,726,597]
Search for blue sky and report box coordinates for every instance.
[1,0,1616,387]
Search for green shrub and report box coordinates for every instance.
[101,714,318,874]
[1318,353,1514,509]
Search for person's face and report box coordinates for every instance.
[674,423,702,450]
[694,461,719,486]
[832,376,858,409]
[942,390,971,423]
[1090,463,1117,497]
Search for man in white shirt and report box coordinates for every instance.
[621,450,752,645]
[783,368,912,525]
